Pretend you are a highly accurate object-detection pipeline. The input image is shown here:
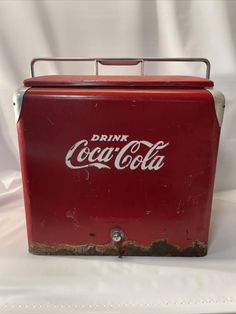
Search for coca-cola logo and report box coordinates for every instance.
[65,134,169,171]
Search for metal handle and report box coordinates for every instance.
[96,59,144,76]
[30,57,211,79]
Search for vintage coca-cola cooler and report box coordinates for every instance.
[14,58,225,257]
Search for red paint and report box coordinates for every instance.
[24,75,214,88]
[17,75,220,252]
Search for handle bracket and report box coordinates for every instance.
[30,57,211,79]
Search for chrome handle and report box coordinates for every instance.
[95,59,144,75]
[30,57,211,79]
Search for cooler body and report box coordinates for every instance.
[14,70,225,257]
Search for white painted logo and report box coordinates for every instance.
[65,134,169,171]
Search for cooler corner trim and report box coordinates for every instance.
[13,86,31,123]
[205,88,225,127]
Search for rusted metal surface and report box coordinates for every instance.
[29,240,207,257]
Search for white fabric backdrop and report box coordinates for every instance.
[0,0,236,192]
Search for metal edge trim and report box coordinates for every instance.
[13,86,31,123]
[205,88,225,127]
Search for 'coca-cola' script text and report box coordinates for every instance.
[65,134,169,171]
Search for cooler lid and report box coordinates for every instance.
[24,75,214,88]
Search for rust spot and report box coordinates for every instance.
[29,239,207,257]
[89,232,96,237]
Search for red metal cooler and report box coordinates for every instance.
[14,58,225,257]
